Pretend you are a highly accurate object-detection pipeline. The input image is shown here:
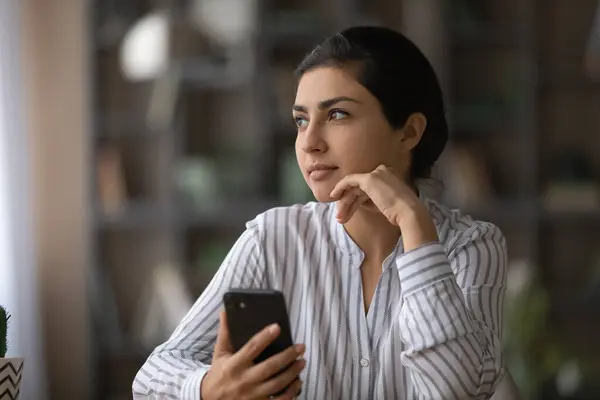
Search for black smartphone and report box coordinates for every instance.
[223,289,294,364]
[223,289,300,397]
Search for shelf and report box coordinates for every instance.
[176,57,253,89]
[95,113,177,140]
[540,209,600,224]
[95,202,174,229]
[539,71,600,93]
[95,199,283,230]
[460,200,600,225]
[263,12,328,50]
[179,198,283,229]
[448,104,524,134]
[449,22,524,50]
[459,198,539,224]
[96,131,171,140]
[87,3,600,400]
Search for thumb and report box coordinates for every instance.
[213,309,233,359]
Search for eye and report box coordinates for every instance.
[328,109,349,121]
[293,115,309,129]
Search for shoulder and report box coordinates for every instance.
[246,201,334,241]
[424,197,507,255]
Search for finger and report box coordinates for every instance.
[213,310,233,358]
[272,377,303,400]
[337,191,369,223]
[252,358,305,398]
[231,323,280,366]
[245,343,305,383]
[344,192,370,222]
[330,174,363,199]
[335,188,362,220]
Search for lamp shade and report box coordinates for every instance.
[119,11,170,81]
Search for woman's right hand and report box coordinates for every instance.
[200,310,306,400]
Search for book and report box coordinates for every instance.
[97,142,127,215]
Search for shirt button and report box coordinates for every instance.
[360,358,370,367]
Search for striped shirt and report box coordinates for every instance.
[133,196,507,399]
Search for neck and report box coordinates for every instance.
[343,208,401,263]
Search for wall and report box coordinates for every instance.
[0,0,48,399]
[22,0,92,398]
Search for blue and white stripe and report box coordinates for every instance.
[133,196,507,399]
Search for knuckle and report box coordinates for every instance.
[245,343,258,357]
[223,385,240,399]
[263,359,280,376]
[341,196,353,206]
[294,359,306,372]
[277,352,296,369]
[287,346,300,360]
[282,363,302,380]
[222,363,235,379]
[236,380,253,399]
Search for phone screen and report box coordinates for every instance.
[223,289,294,363]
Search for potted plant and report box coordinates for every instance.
[0,306,23,399]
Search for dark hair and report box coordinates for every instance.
[295,26,448,180]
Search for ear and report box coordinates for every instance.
[398,112,427,151]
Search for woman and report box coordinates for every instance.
[133,26,507,400]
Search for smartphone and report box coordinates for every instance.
[223,289,298,397]
[223,289,295,364]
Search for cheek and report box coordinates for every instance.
[294,139,303,166]
[334,129,387,172]
[295,140,310,178]
[346,119,400,169]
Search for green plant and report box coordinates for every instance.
[0,305,10,358]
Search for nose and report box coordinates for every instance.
[298,123,327,154]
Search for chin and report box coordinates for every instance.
[309,185,337,203]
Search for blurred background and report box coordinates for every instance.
[1,0,600,399]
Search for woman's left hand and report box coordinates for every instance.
[329,165,425,226]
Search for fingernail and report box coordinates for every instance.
[268,323,279,334]
[295,344,306,354]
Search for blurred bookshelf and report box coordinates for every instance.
[445,0,600,398]
[87,0,600,399]
[88,1,351,399]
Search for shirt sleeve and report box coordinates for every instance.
[396,222,507,400]
[132,222,267,400]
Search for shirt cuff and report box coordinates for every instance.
[396,241,453,296]
[181,367,210,400]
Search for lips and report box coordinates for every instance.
[307,163,338,181]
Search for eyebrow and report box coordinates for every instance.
[292,96,360,113]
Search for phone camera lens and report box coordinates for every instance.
[239,301,246,309]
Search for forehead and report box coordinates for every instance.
[294,66,368,105]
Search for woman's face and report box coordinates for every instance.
[293,66,409,202]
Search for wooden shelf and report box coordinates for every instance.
[95,198,283,230]
[540,209,600,224]
[87,1,600,399]
[457,198,539,224]
[95,202,174,229]
[450,22,524,49]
